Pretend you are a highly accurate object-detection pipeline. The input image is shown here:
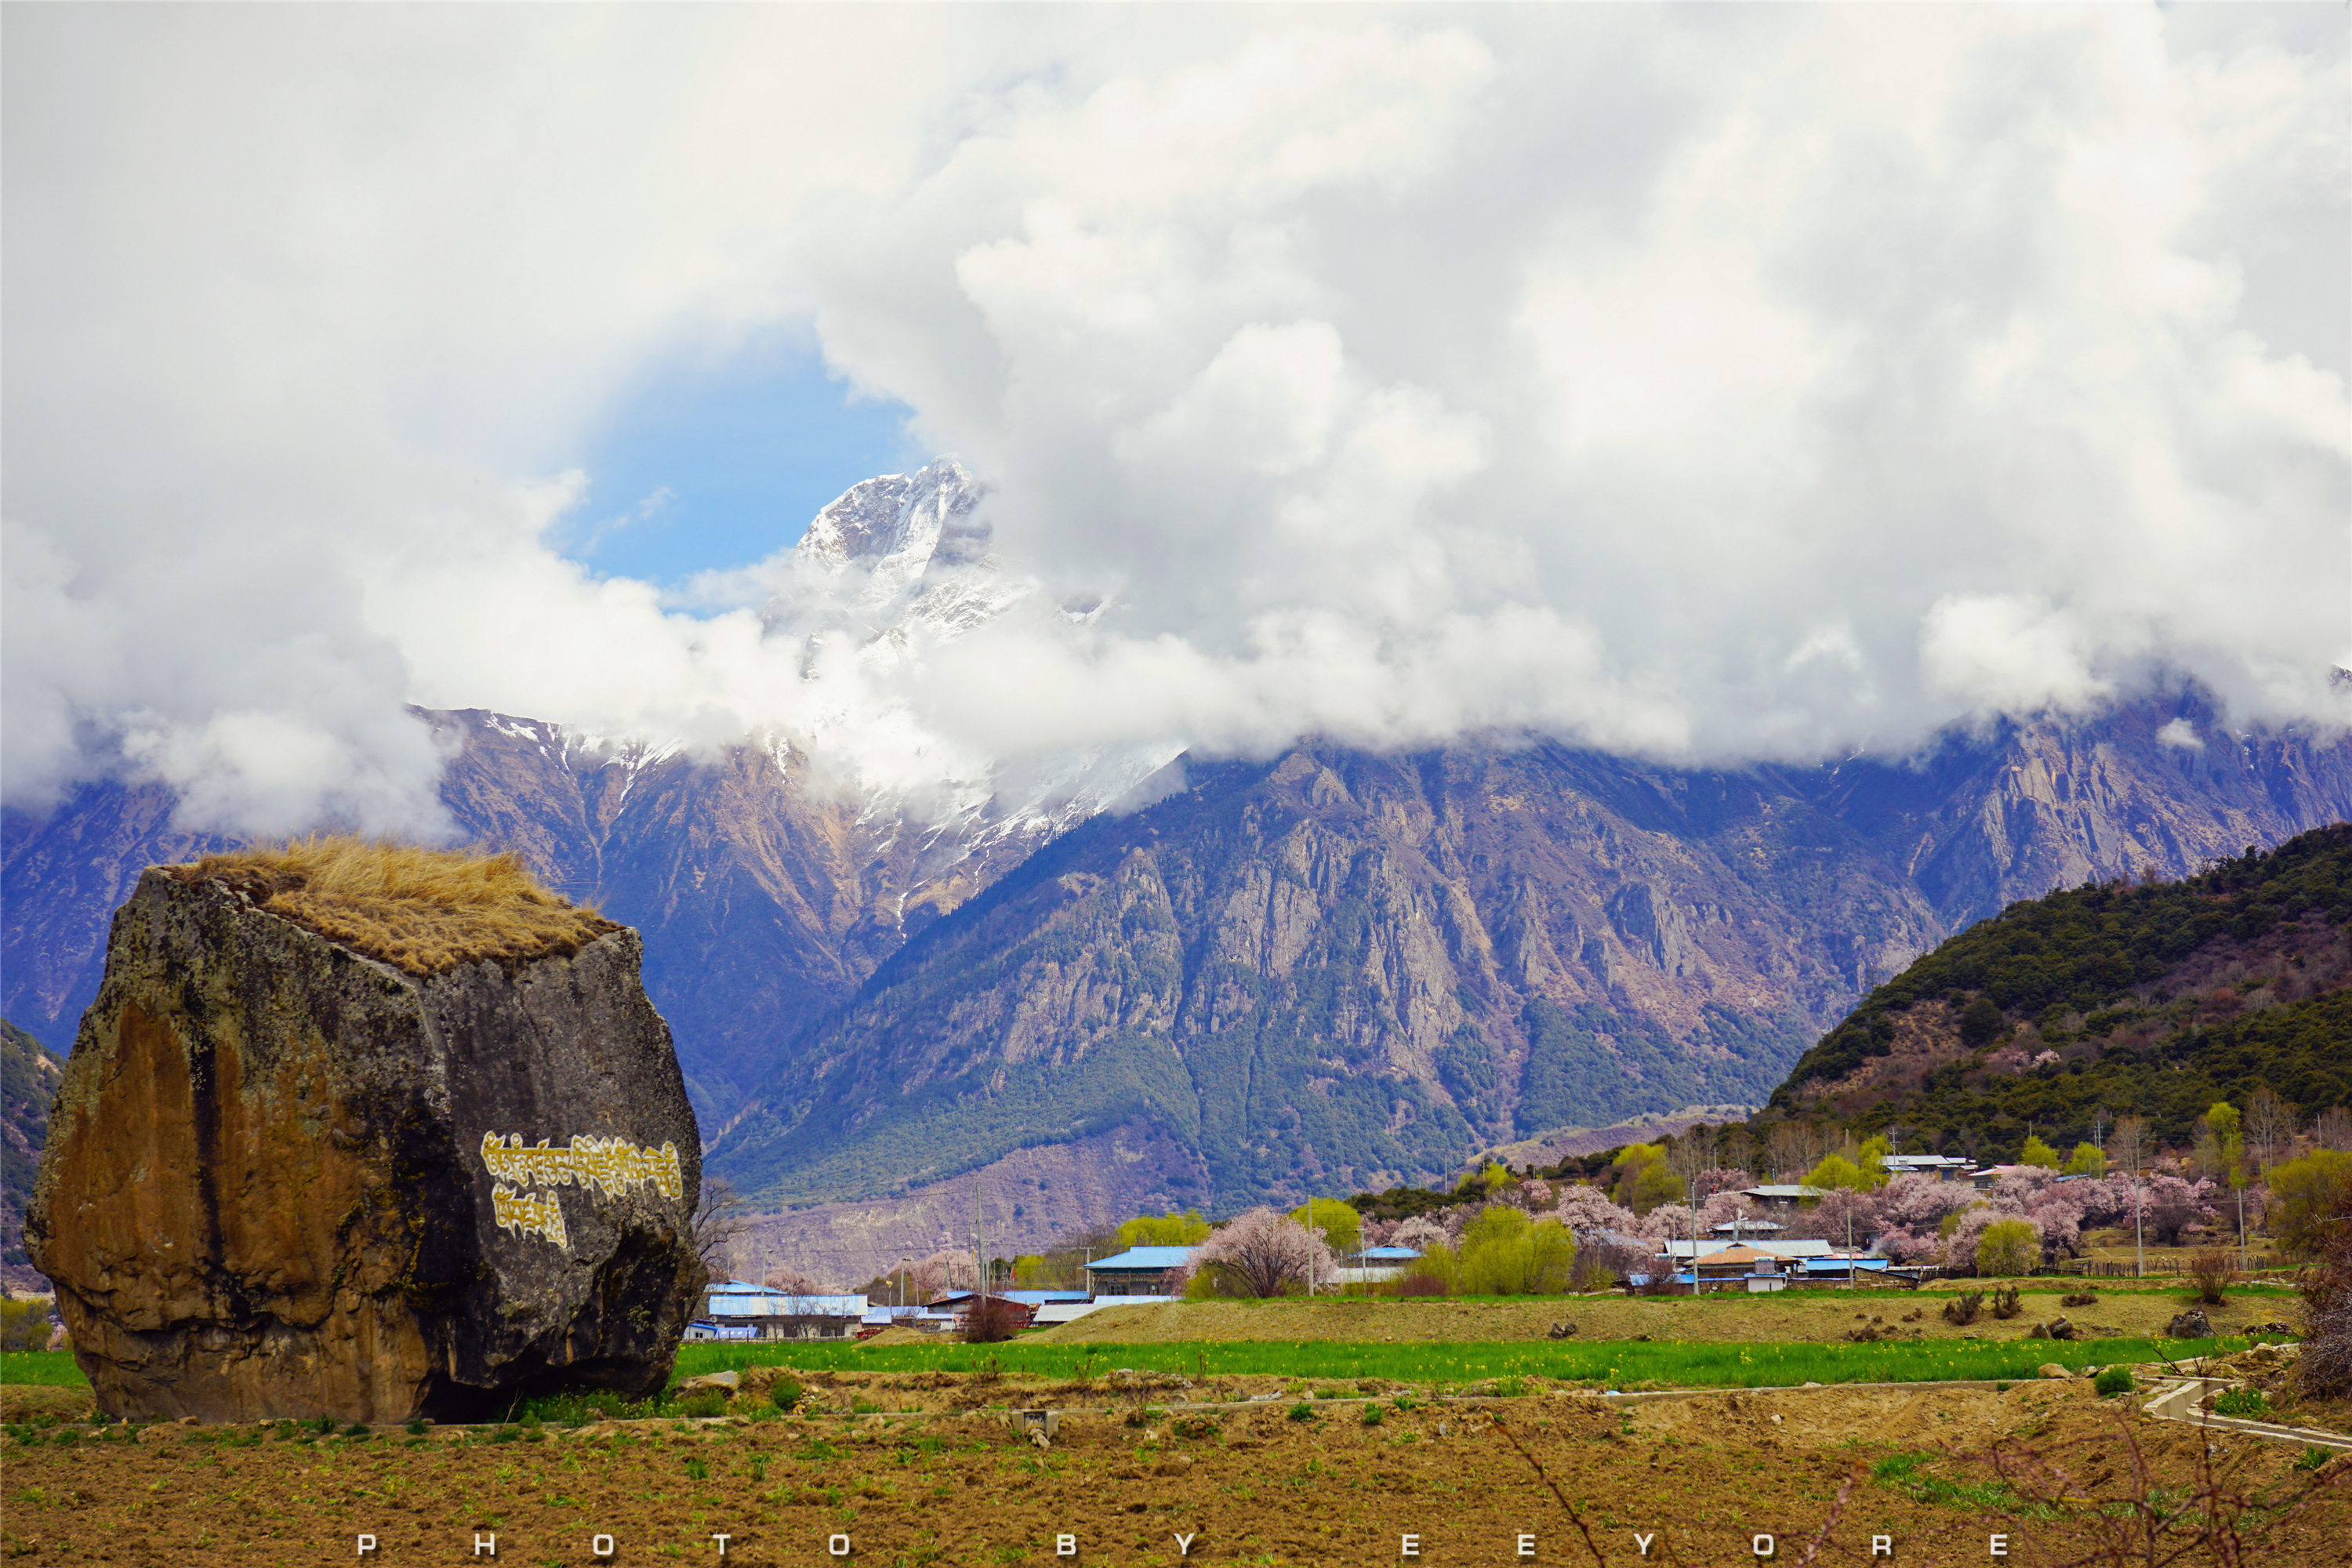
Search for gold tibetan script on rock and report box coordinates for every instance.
[479,1131,684,1249]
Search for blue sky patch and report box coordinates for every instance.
[561,345,920,586]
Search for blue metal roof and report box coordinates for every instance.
[1085,1247,1197,1270]
[706,1291,868,1316]
[1350,1247,1424,1261]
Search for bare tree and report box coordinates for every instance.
[2310,1105,2351,1152]
[684,1175,748,1316]
[1667,1126,1719,1200]
[1765,1121,1814,1184]
[762,1266,823,1294]
[2244,1087,2293,1177]
[2107,1116,2148,1176]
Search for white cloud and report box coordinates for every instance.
[4,5,2346,837]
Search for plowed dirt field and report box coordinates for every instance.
[6,1377,2344,1566]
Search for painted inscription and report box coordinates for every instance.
[488,1184,568,1248]
[480,1131,684,1249]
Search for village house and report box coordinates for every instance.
[1083,1245,1197,1296]
[686,1281,869,1341]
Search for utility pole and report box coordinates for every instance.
[2134,1148,2145,1279]
[1845,1199,1854,1293]
[1690,1176,1699,1298]
[1305,1194,1313,1298]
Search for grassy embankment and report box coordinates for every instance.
[673,1334,2263,1392]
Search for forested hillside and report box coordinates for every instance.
[1769,822,2351,1156]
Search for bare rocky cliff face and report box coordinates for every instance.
[27,868,702,1423]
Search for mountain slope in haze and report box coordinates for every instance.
[2,1019,66,1288]
[1767,822,2351,1157]
[707,708,2352,1223]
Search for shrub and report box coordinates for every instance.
[2188,1250,2234,1305]
[1359,1404,1385,1427]
[1287,1401,1317,1423]
[2270,1151,2352,1261]
[1976,1218,2039,1278]
[1398,1270,1450,1298]
[1991,1287,2023,1320]
[1572,1239,1648,1291]
[674,1392,725,1419]
[1958,994,2005,1047]
[2297,1229,2352,1399]
[771,1378,803,1411]
[2093,1367,2135,1398]
[1455,1208,1577,1296]
[2212,1388,2268,1418]
[964,1295,1026,1343]
[0,1299,53,1352]
[1943,1291,1984,1327]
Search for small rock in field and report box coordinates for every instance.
[2038,1364,2071,1380]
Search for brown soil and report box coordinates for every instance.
[5,1380,2343,1566]
[1030,1286,2299,1346]
[0,1384,93,1423]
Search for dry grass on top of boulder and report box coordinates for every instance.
[164,837,619,976]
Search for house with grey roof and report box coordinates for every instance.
[1083,1246,1196,1296]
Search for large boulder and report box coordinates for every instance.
[27,844,705,1423]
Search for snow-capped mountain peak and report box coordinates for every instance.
[790,458,987,590]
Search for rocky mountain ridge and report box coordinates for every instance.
[709,707,2352,1240]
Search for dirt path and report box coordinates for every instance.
[5,1381,2343,1565]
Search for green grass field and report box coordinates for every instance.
[0,1352,86,1387]
[4,1331,2270,1400]
[670,1332,2258,1391]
